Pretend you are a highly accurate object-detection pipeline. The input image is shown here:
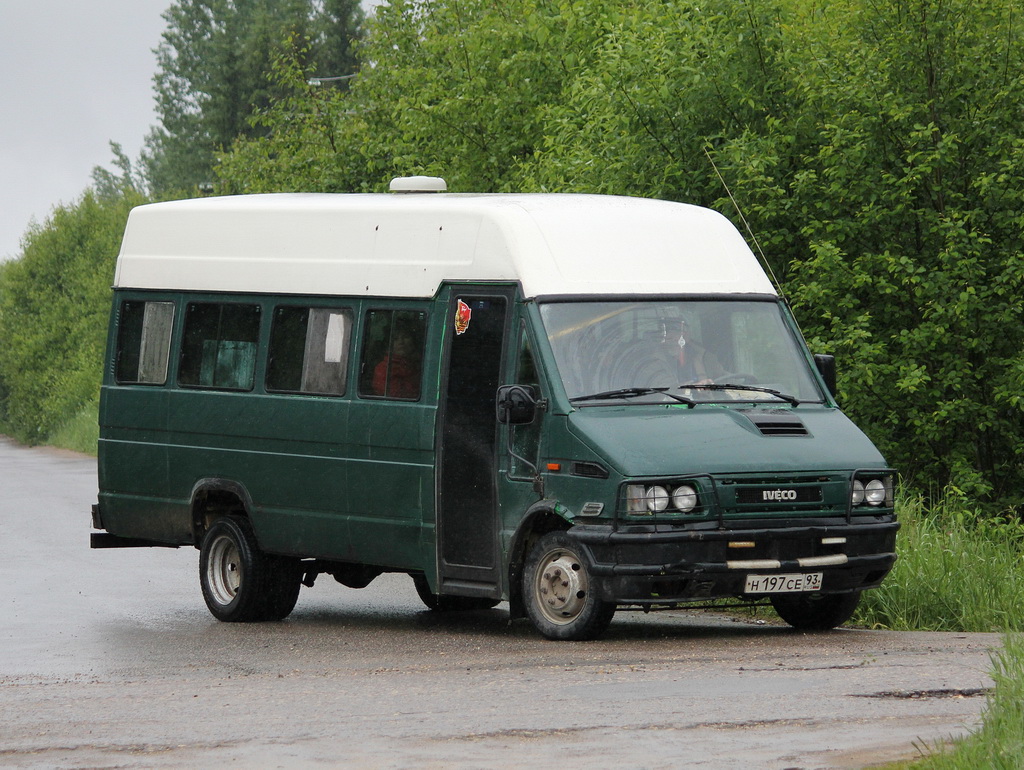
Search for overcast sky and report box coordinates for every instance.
[0,1,380,263]
[0,1,170,261]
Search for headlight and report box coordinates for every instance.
[626,485,648,514]
[622,481,704,516]
[645,486,670,513]
[671,485,698,513]
[851,475,893,508]
[864,479,886,506]
[851,479,865,506]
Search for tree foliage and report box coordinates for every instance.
[144,0,363,195]
[0,188,146,442]
[219,0,588,193]
[770,0,1024,500]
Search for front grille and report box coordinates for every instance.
[735,486,823,504]
[719,473,843,517]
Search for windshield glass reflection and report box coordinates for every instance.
[538,300,824,405]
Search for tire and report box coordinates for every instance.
[411,573,500,612]
[199,516,301,622]
[260,554,303,621]
[771,591,861,631]
[523,532,615,641]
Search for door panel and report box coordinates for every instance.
[437,290,511,590]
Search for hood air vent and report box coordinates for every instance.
[740,410,809,437]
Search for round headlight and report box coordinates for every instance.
[645,486,670,513]
[851,479,865,506]
[864,479,886,506]
[671,485,698,513]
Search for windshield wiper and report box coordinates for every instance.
[571,387,695,406]
[681,383,801,406]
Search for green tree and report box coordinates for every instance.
[91,141,147,201]
[0,188,145,443]
[216,36,371,193]
[221,0,629,193]
[144,0,363,195]
[352,0,592,191]
[766,0,1024,501]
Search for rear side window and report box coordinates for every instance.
[115,300,175,385]
[178,303,261,390]
[359,309,426,400]
[267,306,352,396]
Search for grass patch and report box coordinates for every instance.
[862,491,1024,768]
[856,491,1024,632]
[44,400,99,456]
[901,633,1024,769]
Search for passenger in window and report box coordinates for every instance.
[659,318,725,385]
[372,330,421,398]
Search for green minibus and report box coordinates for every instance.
[91,177,898,640]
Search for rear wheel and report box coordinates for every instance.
[411,573,500,611]
[200,516,301,622]
[771,591,861,631]
[523,532,615,640]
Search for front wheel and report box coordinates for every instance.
[771,591,861,631]
[200,516,301,622]
[523,532,615,641]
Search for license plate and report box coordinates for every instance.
[744,572,823,594]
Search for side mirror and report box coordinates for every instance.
[814,354,837,397]
[496,384,538,425]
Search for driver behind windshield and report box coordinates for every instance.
[658,318,725,386]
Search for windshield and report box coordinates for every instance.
[538,300,824,405]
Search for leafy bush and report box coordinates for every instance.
[0,190,144,443]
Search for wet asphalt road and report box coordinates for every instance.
[0,436,1000,769]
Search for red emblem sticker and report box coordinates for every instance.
[454,299,472,335]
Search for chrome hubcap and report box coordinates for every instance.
[207,534,241,606]
[534,548,588,624]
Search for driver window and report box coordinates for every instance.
[509,325,541,479]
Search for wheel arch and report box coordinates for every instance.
[190,478,254,543]
[507,502,572,619]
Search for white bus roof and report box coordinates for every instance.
[114,192,777,299]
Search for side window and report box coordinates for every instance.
[517,328,539,388]
[267,307,352,396]
[178,303,261,390]
[510,324,542,478]
[115,300,175,385]
[358,309,426,400]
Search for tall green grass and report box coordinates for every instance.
[857,491,1024,632]
[44,400,99,456]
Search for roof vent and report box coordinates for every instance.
[389,176,448,193]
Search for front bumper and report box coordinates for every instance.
[568,518,899,605]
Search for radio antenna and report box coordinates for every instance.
[703,145,787,302]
